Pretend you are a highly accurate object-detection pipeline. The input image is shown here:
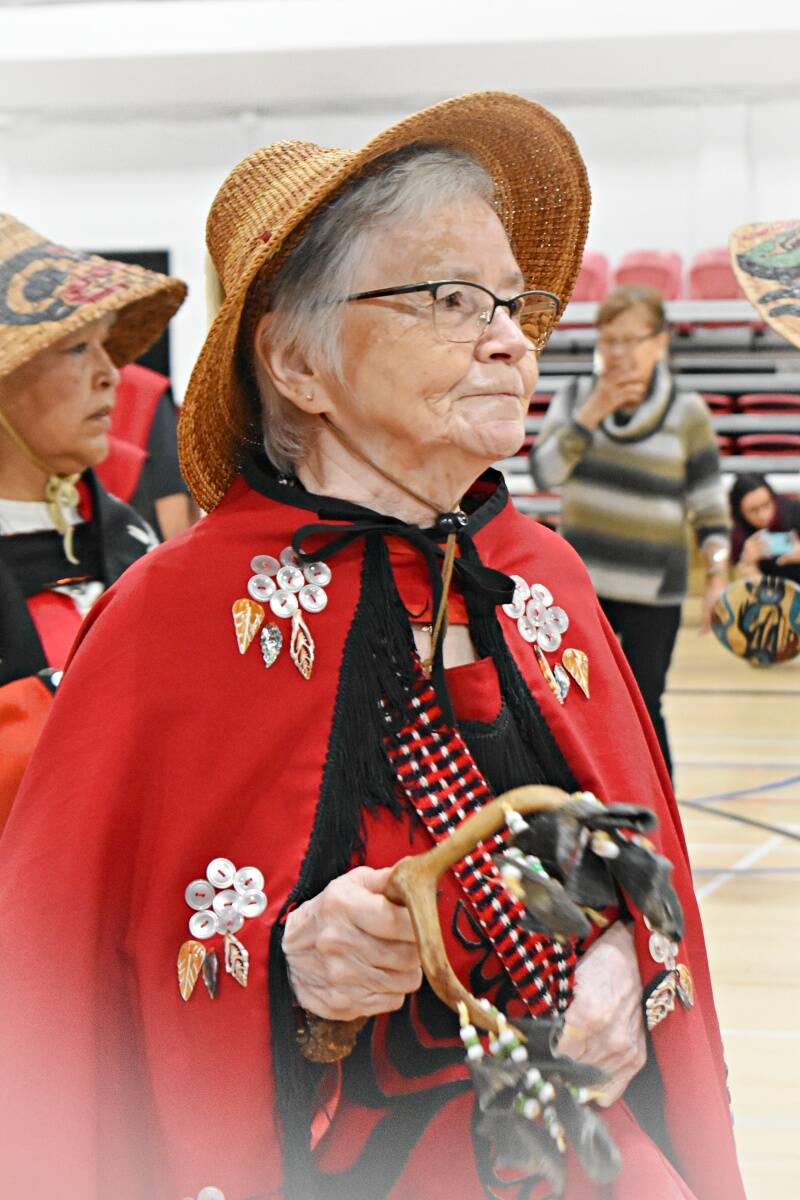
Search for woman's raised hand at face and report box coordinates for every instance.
[576,364,647,430]
[283,866,423,1021]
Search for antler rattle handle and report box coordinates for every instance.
[384,784,573,1038]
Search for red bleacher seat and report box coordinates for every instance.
[570,252,610,302]
[687,248,744,301]
[612,250,683,300]
[528,393,552,415]
[701,392,734,414]
[736,434,800,455]
[737,393,800,414]
[716,435,735,455]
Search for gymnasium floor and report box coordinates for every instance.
[665,599,800,1199]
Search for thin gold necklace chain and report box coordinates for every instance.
[0,407,81,564]
[319,414,461,671]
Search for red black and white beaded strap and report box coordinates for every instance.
[383,668,575,1017]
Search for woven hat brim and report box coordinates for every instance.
[0,247,186,382]
[180,91,591,511]
[730,220,800,350]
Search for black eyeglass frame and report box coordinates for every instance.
[346,279,562,348]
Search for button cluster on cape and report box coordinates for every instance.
[502,574,590,705]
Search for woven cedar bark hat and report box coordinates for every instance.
[0,215,187,381]
[730,220,800,349]
[180,91,591,511]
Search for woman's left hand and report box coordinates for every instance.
[777,531,800,565]
[700,573,728,634]
[556,921,646,1107]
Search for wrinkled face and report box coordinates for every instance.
[740,485,776,529]
[596,304,669,398]
[1,315,119,476]
[320,194,538,474]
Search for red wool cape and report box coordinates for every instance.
[0,473,744,1200]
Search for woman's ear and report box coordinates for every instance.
[253,314,332,415]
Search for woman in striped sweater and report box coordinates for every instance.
[530,286,730,777]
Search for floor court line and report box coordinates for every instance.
[680,772,800,805]
[695,836,785,901]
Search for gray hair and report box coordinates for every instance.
[249,145,495,472]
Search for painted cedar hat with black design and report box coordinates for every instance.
[179,91,591,512]
[730,219,800,349]
[0,214,187,381]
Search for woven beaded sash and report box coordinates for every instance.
[383,667,575,1017]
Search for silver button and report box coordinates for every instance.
[649,931,673,964]
[501,598,525,619]
[537,624,562,653]
[250,554,280,577]
[526,598,547,627]
[206,857,236,888]
[517,615,537,643]
[276,564,305,592]
[299,583,328,613]
[532,582,553,607]
[270,589,298,618]
[303,561,331,586]
[185,880,215,911]
[217,909,244,934]
[212,888,239,917]
[510,575,531,602]
[247,573,277,603]
[547,605,569,633]
[235,888,268,918]
[279,546,299,567]
[197,1186,226,1200]
[188,911,219,939]
[234,866,265,894]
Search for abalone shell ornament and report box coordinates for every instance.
[260,624,283,668]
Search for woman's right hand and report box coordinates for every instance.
[740,529,768,566]
[575,368,646,430]
[283,866,423,1021]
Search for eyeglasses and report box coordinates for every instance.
[596,331,662,354]
[346,280,561,351]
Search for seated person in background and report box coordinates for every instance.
[530,285,730,779]
[98,361,196,539]
[0,213,185,826]
[730,472,800,585]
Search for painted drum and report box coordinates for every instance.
[711,575,800,666]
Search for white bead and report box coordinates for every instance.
[467,1043,484,1060]
[511,1045,528,1063]
[197,1188,226,1200]
[539,1081,556,1104]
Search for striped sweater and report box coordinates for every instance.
[529,367,730,605]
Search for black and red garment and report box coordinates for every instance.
[0,471,157,826]
[0,457,745,1200]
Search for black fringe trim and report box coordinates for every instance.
[459,534,580,794]
[269,535,423,1199]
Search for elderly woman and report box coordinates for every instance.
[0,95,742,1200]
[530,286,730,777]
[0,215,185,823]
